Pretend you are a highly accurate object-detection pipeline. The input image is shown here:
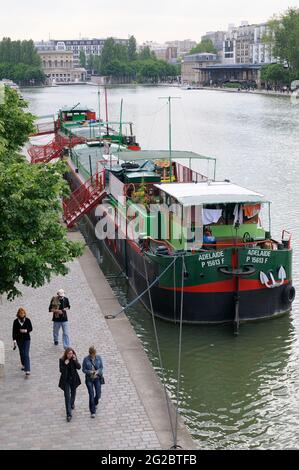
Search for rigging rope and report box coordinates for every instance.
[173,255,185,449]
[145,103,168,149]
[178,100,195,152]
[106,256,177,319]
[143,256,176,446]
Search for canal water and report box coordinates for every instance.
[23,84,299,449]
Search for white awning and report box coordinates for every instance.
[154,182,267,206]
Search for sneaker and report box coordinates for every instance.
[67,415,72,422]
[91,414,96,419]
[21,367,25,371]
[54,341,58,346]
[25,372,31,377]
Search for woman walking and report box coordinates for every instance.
[12,308,33,377]
[82,346,104,418]
[59,348,81,422]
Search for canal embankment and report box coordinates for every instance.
[0,230,196,450]
[202,86,293,98]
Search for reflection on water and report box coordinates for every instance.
[24,85,299,449]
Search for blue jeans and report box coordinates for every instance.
[53,321,70,349]
[64,382,76,417]
[17,339,30,372]
[86,378,101,414]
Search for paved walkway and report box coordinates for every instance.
[0,255,163,449]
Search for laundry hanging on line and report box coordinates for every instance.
[202,209,223,225]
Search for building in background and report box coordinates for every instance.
[222,22,274,65]
[140,40,196,63]
[165,46,178,64]
[165,39,197,55]
[201,31,226,52]
[35,38,129,67]
[38,50,87,84]
[181,53,219,85]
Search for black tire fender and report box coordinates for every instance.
[282,285,296,304]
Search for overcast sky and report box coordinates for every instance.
[1,0,298,43]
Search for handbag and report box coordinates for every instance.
[100,375,105,385]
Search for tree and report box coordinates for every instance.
[0,160,82,299]
[128,35,137,61]
[87,54,94,72]
[0,38,44,84]
[189,39,217,54]
[261,63,290,85]
[100,37,116,74]
[266,8,299,74]
[98,37,178,83]
[114,43,128,62]
[0,88,83,299]
[93,55,101,74]
[0,87,35,153]
[79,50,86,68]
[139,46,152,60]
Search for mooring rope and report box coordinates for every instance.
[173,254,185,449]
[142,256,176,446]
[107,257,177,319]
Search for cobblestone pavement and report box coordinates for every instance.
[0,259,161,450]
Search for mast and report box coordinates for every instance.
[117,98,123,161]
[159,96,180,181]
[97,86,101,141]
[105,87,109,135]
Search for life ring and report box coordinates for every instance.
[282,285,296,304]
[243,232,252,244]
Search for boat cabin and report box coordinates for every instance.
[152,181,270,251]
[59,106,97,127]
[58,106,140,149]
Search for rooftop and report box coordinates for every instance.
[154,181,267,206]
[117,150,216,162]
[183,53,218,62]
[60,106,95,112]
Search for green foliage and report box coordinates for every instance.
[128,35,137,61]
[0,38,41,66]
[97,37,177,82]
[0,87,83,299]
[267,8,299,75]
[0,87,35,152]
[189,39,217,54]
[100,37,116,74]
[223,82,241,88]
[79,50,86,68]
[0,37,44,84]
[87,54,94,71]
[261,63,290,85]
[139,46,152,60]
[0,160,82,299]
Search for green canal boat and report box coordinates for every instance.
[63,145,295,330]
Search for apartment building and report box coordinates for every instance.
[36,38,129,67]
[222,22,274,65]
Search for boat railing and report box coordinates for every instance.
[63,169,106,218]
[175,162,208,183]
[282,230,292,249]
[145,237,174,254]
[190,239,273,250]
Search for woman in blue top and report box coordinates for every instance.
[82,346,104,418]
